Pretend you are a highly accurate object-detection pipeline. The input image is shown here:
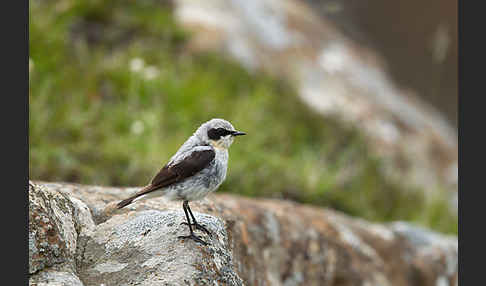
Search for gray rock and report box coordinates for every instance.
[29,181,95,276]
[29,270,84,286]
[77,210,243,285]
[29,181,458,286]
[29,182,78,274]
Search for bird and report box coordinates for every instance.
[115,118,246,245]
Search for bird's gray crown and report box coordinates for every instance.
[194,118,235,142]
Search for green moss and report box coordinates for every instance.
[29,0,457,234]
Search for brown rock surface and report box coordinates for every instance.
[29,181,457,285]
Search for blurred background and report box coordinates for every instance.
[29,0,457,235]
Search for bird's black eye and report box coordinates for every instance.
[207,128,232,140]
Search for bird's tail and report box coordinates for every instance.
[116,196,136,209]
[116,185,154,209]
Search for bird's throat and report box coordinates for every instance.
[210,140,226,150]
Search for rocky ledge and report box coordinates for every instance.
[29,181,457,286]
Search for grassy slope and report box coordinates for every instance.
[29,0,457,234]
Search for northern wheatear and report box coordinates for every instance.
[116,118,246,245]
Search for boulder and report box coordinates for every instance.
[29,181,457,285]
[28,182,95,275]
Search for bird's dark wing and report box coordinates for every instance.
[146,148,215,195]
[116,148,215,209]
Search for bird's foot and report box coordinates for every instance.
[181,222,212,237]
[178,233,208,245]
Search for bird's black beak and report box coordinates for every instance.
[232,131,246,136]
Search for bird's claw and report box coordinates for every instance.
[178,233,208,245]
[180,222,212,237]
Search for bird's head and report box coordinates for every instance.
[195,118,246,150]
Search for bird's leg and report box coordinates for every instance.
[178,200,207,245]
[181,202,212,236]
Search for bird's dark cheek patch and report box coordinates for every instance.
[207,129,220,140]
[207,127,233,140]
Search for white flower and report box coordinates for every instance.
[129,58,145,72]
[130,120,145,135]
[143,66,160,80]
